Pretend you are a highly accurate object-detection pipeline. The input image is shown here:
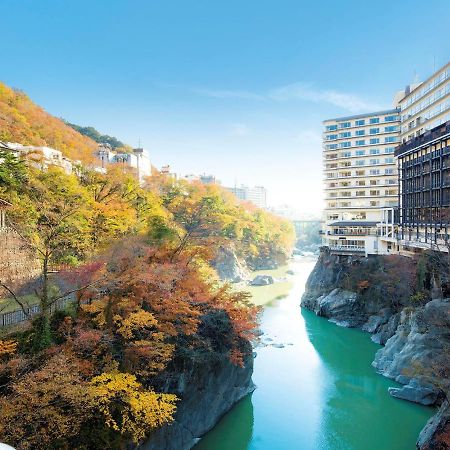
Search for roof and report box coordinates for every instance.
[329,221,378,227]
[323,108,399,123]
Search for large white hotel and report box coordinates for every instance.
[322,109,400,255]
[322,61,450,256]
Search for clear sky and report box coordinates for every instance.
[1,0,450,214]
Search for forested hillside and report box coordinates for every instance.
[0,113,295,448]
[65,122,128,150]
[0,82,97,161]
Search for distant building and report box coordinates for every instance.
[226,185,267,208]
[199,174,220,185]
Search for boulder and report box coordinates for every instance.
[388,379,440,406]
[212,246,249,283]
[250,275,274,286]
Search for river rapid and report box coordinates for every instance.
[194,256,434,450]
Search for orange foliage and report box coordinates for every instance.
[0,82,97,162]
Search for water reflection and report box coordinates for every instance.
[195,258,433,450]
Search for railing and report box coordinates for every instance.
[329,245,365,252]
[0,296,75,328]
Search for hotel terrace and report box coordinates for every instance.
[322,109,400,256]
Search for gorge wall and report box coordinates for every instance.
[141,349,255,450]
[301,248,450,449]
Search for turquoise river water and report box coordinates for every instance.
[194,256,435,450]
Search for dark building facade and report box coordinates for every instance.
[395,120,450,246]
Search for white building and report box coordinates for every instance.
[322,109,401,255]
[226,185,267,208]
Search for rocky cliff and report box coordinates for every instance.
[301,249,450,449]
[140,349,255,450]
[212,246,250,283]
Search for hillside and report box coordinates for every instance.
[65,122,127,149]
[0,82,97,161]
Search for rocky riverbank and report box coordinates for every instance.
[140,347,255,450]
[301,249,450,449]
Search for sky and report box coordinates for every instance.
[1,0,450,215]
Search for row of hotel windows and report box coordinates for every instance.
[400,67,450,110]
[326,126,399,140]
[326,158,394,168]
[326,168,396,177]
[328,200,397,208]
[325,115,399,131]
[400,83,450,122]
[326,137,399,149]
[328,179,398,188]
[329,189,397,197]
[401,101,450,138]
[326,147,395,159]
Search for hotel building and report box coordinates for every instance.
[322,109,400,255]
[395,62,450,252]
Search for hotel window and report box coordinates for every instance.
[355,160,365,166]
[340,171,351,177]
[356,170,365,176]
[370,201,380,207]
[341,151,351,158]
[384,126,398,132]
[370,159,380,165]
[370,148,380,155]
[385,157,394,164]
[356,191,366,196]
[326,125,338,131]
[385,189,396,195]
[356,140,365,146]
[340,202,351,207]
[341,142,351,148]
[370,138,380,145]
[340,131,351,138]
[370,180,379,186]
[355,130,365,136]
[356,180,366,186]
[385,147,394,154]
[329,202,337,208]
[370,118,380,124]
[340,122,351,128]
[370,128,380,134]
[387,179,397,184]
[384,115,398,122]
[370,190,380,196]
[340,192,351,197]
[328,144,338,149]
[370,169,380,175]
[340,161,351,167]
[385,168,394,175]
[355,150,366,156]
[327,134,338,140]
[355,119,365,126]
[385,136,397,143]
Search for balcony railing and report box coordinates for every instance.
[329,245,365,252]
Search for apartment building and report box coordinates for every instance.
[322,109,400,255]
[395,62,450,252]
[226,185,268,208]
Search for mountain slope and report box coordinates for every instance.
[0,82,97,161]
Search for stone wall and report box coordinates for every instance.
[0,228,40,293]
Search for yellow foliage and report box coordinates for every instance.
[0,339,18,358]
[114,310,158,339]
[89,371,177,442]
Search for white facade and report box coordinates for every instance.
[322,109,400,255]
[226,185,267,208]
[399,62,450,143]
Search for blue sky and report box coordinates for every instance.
[1,0,450,214]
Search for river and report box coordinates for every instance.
[194,256,434,450]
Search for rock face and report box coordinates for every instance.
[302,252,450,449]
[417,401,450,449]
[250,275,274,286]
[372,299,450,405]
[140,351,255,450]
[212,246,250,283]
